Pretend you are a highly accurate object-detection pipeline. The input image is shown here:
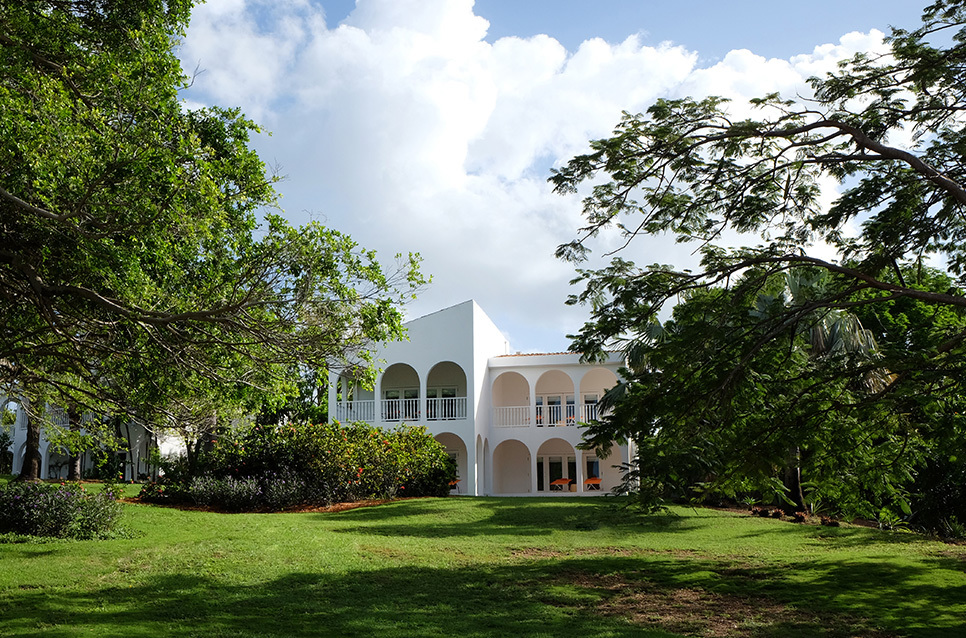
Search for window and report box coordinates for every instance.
[586,457,599,479]
[549,456,563,484]
[546,396,562,425]
[583,394,599,421]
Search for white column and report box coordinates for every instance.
[327,372,338,424]
[419,372,428,425]
[374,375,383,425]
[576,449,584,494]
[528,378,536,428]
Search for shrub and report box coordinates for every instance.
[157,420,457,511]
[0,481,122,539]
[138,479,191,504]
[190,475,263,511]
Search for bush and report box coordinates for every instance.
[154,421,457,511]
[190,475,264,511]
[138,479,191,504]
[0,481,122,539]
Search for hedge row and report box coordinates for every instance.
[140,421,456,511]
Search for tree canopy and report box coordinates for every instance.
[0,1,423,463]
[553,1,966,523]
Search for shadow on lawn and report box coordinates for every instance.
[1,562,676,638]
[3,553,962,638]
[320,497,702,538]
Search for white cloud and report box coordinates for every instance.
[178,0,886,352]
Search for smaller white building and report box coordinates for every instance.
[329,300,631,496]
[2,398,166,481]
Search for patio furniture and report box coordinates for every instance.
[550,478,570,491]
[584,477,602,491]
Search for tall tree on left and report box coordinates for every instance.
[0,1,424,480]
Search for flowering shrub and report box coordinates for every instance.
[0,481,122,539]
[138,479,190,504]
[151,421,456,511]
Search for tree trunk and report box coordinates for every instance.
[783,445,805,511]
[17,418,41,482]
[67,408,82,481]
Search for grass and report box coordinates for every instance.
[0,487,963,637]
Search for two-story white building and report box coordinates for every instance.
[328,300,630,496]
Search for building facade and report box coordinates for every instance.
[328,300,630,496]
[3,398,167,481]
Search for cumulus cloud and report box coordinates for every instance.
[177,0,886,352]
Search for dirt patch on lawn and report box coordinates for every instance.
[547,571,898,638]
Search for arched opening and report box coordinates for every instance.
[381,363,420,422]
[434,432,468,494]
[536,438,578,492]
[578,367,620,423]
[492,439,530,494]
[46,447,71,480]
[426,362,468,420]
[491,371,530,427]
[535,370,577,427]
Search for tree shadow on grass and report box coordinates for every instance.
[0,562,677,638]
[2,553,961,638]
[731,519,937,549]
[321,497,702,539]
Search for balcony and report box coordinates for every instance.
[333,397,468,424]
[426,397,467,421]
[333,400,376,423]
[492,404,602,428]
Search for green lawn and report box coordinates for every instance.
[0,492,963,637]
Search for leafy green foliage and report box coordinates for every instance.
[0,1,425,461]
[140,420,456,511]
[555,2,966,530]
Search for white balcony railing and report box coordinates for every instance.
[493,406,529,427]
[493,403,605,428]
[426,397,467,421]
[334,400,376,423]
[381,398,420,422]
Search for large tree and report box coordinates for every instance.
[1,2,423,478]
[553,1,966,519]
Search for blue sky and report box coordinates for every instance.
[178,0,927,353]
[320,0,923,59]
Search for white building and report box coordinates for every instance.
[3,399,166,481]
[328,300,631,496]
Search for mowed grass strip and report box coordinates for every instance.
[0,494,964,637]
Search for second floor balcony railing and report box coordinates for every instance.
[381,398,420,422]
[426,397,467,421]
[493,403,605,428]
[493,406,529,427]
[333,400,376,423]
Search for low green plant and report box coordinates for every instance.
[0,481,121,539]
